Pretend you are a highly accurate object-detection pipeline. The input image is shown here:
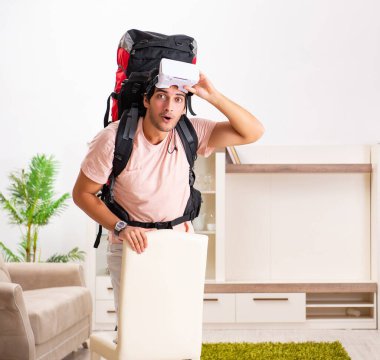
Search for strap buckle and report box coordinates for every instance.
[155,222,172,230]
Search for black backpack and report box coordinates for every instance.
[94,29,202,248]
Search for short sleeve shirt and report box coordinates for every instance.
[81,117,217,243]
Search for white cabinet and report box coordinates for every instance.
[202,292,306,324]
[92,238,116,330]
[95,276,116,325]
[202,293,235,323]
[95,276,114,300]
[236,293,306,323]
[95,300,117,324]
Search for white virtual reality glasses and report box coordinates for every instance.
[155,58,199,93]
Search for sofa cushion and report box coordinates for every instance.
[23,286,92,344]
[0,253,11,282]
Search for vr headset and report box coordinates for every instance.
[150,58,200,94]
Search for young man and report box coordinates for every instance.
[72,71,264,323]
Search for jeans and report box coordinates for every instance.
[106,243,123,327]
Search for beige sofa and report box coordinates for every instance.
[0,253,92,360]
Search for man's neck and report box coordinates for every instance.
[142,116,167,145]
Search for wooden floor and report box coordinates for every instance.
[64,329,380,360]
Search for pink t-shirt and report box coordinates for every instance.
[81,116,217,243]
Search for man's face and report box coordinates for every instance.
[143,86,186,133]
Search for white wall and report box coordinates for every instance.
[0,0,379,260]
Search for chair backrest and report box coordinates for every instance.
[117,229,208,360]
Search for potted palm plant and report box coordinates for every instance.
[0,154,85,262]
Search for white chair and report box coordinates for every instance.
[90,229,208,360]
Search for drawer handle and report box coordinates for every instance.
[204,298,219,302]
[253,298,289,301]
[107,310,116,313]
[107,287,113,290]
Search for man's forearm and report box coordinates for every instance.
[210,91,264,140]
[74,193,119,232]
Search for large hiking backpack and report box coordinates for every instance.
[104,29,197,125]
[94,29,202,248]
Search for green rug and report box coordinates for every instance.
[201,340,351,359]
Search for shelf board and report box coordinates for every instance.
[196,231,216,235]
[306,301,374,308]
[226,164,372,173]
[307,315,374,320]
[204,282,377,293]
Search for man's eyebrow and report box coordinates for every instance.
[156,89,185,98]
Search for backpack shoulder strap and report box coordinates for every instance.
[104,92,118,128]
[112,104,139,177]
[176,115,198,168]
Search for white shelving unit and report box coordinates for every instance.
[193,149,225,282]
[87,145,379,330]
[202,285,377,330]
[203,145,379,330]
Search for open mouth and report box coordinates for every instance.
[161,115,172,122]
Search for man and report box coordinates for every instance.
[72,71,264,324]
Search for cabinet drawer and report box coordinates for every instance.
[96,276,114,300]
[203,293,235,323]
[95,300,117,324]
[236,293,306,323]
